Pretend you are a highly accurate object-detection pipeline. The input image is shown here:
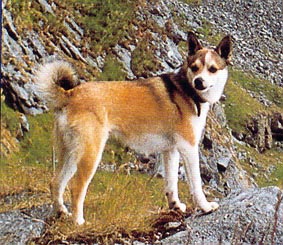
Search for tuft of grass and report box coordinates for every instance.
[0,162,52,212]
[270,163,283,189]
[7,112,54,166]
[197,19,224,45]
[8,0,42,31]
[1,96,20,136]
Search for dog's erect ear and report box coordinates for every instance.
[215,35,233,64]
[187,31,202,56]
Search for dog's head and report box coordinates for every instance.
[185,32,232,104]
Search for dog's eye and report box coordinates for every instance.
[209,66,217,73]
[191,65,199,72]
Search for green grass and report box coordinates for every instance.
[270,163,283,189]
[230,70,283,108]
[180,0,202,5]
[1,97,20,136]
[235,143,283,188]
[8,0,42,31]
[224,69,283,134]
[224,76,264,134]
[197,19,224,45]
[131,37,161,78]
[96,54,127,81]
[11,113,53,165]
[68,0,136,53]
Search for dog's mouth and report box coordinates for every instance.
[195,84,213,93]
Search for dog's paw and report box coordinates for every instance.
[170,201,187,212]
[53,205,72,218]
[177,202,187,212]
[73,216,85,226]
[201,201,219,213]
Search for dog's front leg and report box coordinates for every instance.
[178,142,219,213]
[162,148,186,212]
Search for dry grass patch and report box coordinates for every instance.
[0,161,52,212]
[36,171,192,244]
[1,163,193,243]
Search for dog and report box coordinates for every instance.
[34,32,232,225]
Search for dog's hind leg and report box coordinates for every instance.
[163,148,186,212]
[51,131,81,217]
[69,122,108,225]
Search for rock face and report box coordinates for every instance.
[233,112,283,152]
[161,187,283,245]
[0,204,53,244]
[2,0,102,115]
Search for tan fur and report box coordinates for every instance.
[65,80,195,144]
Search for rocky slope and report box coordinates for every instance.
[1,187,282,244]
[1,0,283,244]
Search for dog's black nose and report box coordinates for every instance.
[194,78,206,90]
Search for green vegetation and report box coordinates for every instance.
[131,36,161,78]
[197,19,224,45]
[224,69,283,134]
[235,143,283,189]
[8,0,43,30]
[270,164,283,189]
[96,54,127,81]
[1,97,20,135]
[1,100,53,167]
[224,69,283,188]
[180,0,202,6]
[224,73,265,134]
[229,70,283,108]
[68,0,136,52]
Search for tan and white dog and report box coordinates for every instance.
[35,32,232,225]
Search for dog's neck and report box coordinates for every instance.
[161,70,206,117]
[177,75,206,117]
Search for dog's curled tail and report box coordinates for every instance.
[34,61,80,110]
